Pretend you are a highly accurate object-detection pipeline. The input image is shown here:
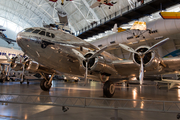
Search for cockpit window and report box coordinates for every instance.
[32,29,41,34]
[46,32,55,38]
[51,33,55,38]
[39,31,45,35]
[46,32,51,37]
[25,28,34,32]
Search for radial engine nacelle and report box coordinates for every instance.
[80,52,118,76]
[24,60,55,74]
[132,46,164,72]
[11,63,23,71]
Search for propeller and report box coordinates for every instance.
[72,46,108,85]
[5,54,28,82]
[119,38,169,85]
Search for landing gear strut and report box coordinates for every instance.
[40,73,55,91]
[0,64,7,83]
[103,81,115,98]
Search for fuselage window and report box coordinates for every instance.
[51,33,55,38]
[25,28,34,32]
[2,53,6,55]
[32,30,41,34]
[46,32,51,37]
[39,31,45,36]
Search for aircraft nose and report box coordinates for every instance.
[16,31,26,46]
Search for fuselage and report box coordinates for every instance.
[16,27,119,76]
[91,18,180,48]
[16,27,180,80]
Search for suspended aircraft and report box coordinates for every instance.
[15,24,180,98]
[49,0,73,5]
[90,0,117,9]
[0,28,16,44]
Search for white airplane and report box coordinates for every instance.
[91,17,180,48]
[0,28,16,44]
[90,0,117,9]
[0,46,23,82]
[15,25,180,98]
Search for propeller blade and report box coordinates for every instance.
[5,55,11,62]
[139,57,144,85]
[84,61,88,86]
[21,64,25,82]
[119,43,139,54]
[72,49,86,60]
[89,46,108,60]
[144,38,169,54]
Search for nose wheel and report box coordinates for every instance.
[103,81,115,98]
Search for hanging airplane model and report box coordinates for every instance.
[15,25,180,98]
[49,0,73,5]
[0,28,16,44]
[90,0,117,9]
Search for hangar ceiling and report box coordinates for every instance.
[0,0,138,33]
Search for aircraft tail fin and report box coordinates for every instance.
[112,24,118,32]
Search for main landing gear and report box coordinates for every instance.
[103,81,115,98]
[0,64,8,83]
[40,73,55,91]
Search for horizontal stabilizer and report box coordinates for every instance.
[160,12,180,19]
[117,27,126,32]
[112,24,126,32]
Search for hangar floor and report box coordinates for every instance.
[0,80,179,120]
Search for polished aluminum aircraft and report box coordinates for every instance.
[0,46,23,82]
[16,27,180,98]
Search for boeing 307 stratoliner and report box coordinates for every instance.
[16,26,180,98]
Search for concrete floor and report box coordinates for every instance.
[0,80,179,120]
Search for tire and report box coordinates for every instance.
[40,79,51,91]
[103,81,115,98]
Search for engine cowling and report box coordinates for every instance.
[132,46,162,71]
[25,60,39,71]
[24,60,55,74]
[81,52,118,76]
[11,63,23,71]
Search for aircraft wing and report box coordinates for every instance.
[111,57,180,78]
[130,21,147,30]
[90,1,100,8]
[1,37,16,44]
[113,60,139,77]
[160,12,180,19]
